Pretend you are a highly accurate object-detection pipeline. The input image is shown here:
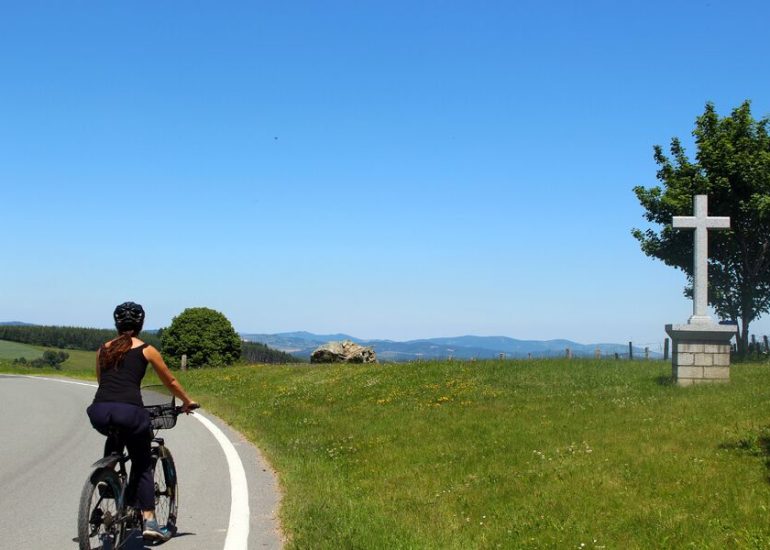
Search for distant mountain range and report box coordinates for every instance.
[241,331,660,360]
[1,322,659,361]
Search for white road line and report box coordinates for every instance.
[11,375,250,550]
[191,412,250,550]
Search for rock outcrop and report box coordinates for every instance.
[310,340,377,364]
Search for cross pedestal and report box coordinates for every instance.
[665,195,737,386]
[665,323,736,386]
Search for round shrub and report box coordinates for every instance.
[160,307,241,368]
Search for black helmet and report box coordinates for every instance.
[113,302,145,332]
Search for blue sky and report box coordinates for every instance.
[2,1,769,348]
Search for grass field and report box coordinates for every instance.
[0,339,43,360]
[0,339,95,376]
[4,355,770,548]
[177,359,770,549]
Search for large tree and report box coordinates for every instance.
[160,307,242,368]
[633,101,770,354]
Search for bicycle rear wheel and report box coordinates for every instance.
[153,449,179,533]
[77,468,125,550]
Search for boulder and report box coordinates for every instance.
[310,340,377,364]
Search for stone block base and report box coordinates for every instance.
[665,324,736,386]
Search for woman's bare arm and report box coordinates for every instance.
[144,345,198,411]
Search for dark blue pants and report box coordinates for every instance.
[87,402,154,511]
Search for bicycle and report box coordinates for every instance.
[77,386,199,549]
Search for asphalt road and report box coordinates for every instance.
[0,375,282,549]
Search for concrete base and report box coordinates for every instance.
[665,323,737,386]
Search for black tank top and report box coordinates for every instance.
[93,344,150,407]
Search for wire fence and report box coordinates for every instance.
[558,334,769,361]
[548,334,769,362]
[410,334,770,363]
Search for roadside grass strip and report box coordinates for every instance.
[179,359,770,549]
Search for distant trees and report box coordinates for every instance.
[0,317,296,368]
[633,101,770,354]
[0,325,161,350]
[241,341,299,364]
[161,307,242,368]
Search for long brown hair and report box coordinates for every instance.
[98,330,136,371]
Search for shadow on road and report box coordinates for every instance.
[73,528,197,548]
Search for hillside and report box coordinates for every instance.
[241,332,658,360]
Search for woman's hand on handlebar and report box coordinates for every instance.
[182,401,200,414]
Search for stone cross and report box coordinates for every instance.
[672,195,730,324]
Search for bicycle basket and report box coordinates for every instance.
[142,385,177,430]
[146,402,178,430]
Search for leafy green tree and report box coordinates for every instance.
[160,307,241,368]
[633,101,770,354]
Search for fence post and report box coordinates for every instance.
[628,342,633,360]
[764,335,769,353]
[594,347,601,359]
[664,338,670,361]
[644,347,649,360]
[181,354,188,371]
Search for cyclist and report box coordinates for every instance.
[86,301,198,541]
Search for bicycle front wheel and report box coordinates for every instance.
[153,448,179,533]
[77,468,124,550]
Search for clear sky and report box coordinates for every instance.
[2,1,769,349]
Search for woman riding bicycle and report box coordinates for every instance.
[86,301,198,542]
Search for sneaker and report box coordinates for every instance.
[142,519,171,542]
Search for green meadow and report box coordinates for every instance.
[178,359,770,549]
[0,339,43,360]
[0,340,96,376]
[4,349,770,548]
